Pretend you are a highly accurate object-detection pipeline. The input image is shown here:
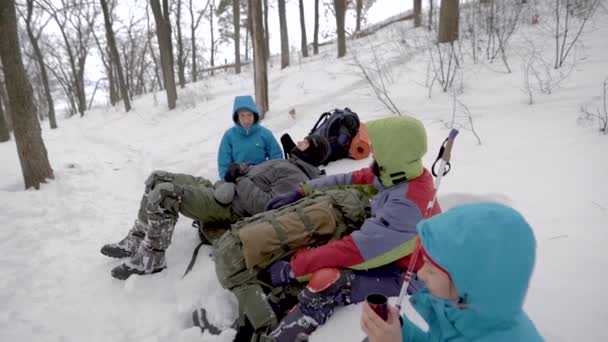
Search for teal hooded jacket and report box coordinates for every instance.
[402,203,543,341]
[217,96,283,179]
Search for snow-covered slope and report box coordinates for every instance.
[1,5,607,342]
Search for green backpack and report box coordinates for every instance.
[213,188,371,335]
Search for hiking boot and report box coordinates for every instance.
[110,244,166,280]
[266,305,318,342]
[100,220,147,258]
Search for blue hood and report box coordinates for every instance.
[416,202,537,338]
[232,95,260,124]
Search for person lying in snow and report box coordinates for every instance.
[217,95,283,180]
[259,116,442,342]
[100,134,331,280]
[360,203,543,342]
[190,116,438,341]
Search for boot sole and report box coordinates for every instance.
[100,246,134,259]
[110,264,166,280]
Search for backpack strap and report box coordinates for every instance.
[267,216,291,254]
[309,111,332,135]
[295,207,316,237]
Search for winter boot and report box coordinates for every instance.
[265,268,353,342]
[110,243,166,280]
[100,220,148,258]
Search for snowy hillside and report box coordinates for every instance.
[1,3,608,342]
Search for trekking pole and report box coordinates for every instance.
[394,128,459,310]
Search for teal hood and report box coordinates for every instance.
[232,95,260,124]
[409,203,541,340]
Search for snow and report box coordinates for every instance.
[2,5,608,342]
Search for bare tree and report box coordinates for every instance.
[100,0,131,112]
[313,0,320,54]
[206,1,220,76]
[174,0,186,88]
[251,0,268,114]
[150,0,178,109]
[91,27,118,105]
[23,0,57,129]
[263,0,270,62]
[189,0,210,82]
[0,93,9,142]
[299,0,309,57]
[438,0,459,43]
[233,0,242,73]
[146,2,163,90]
[355,0,363,32]
[429,0,435,31]
[334,0,347,57]
[352,40,401,115]
[0,0,53,189]
[413,0,422,27]
[40,0,97,117]
[554,0,600,68]
[278,0,290,68]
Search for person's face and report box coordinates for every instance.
[417,256,459,302]
[296,139,310,151]
[238,110,255,128]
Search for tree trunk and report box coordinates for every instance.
[438,0,459,43]
[0,80,12,131]
[428,0,434,31]
[278,0,289,68]
[263,0,270,63]
[245,3,252,61]
[147,3,164,90]
[0,94,10,142]
[150,0,177,109]
[313,0,319,55]
[175,0,186,88]
[0,0,53,189]
[233,0,241,73]
[413,0,422,27]
[190,8,198,81]
[355,0,362,32]
[209,3,216,76]
[107,48,119,105]
[100,0,132,112]
[334,0,347,58]
[25,0,57,129]
[251,0,268,115]
[299,0,309,57]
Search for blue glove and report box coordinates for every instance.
[265,189,304,210]
[268,260,294,287]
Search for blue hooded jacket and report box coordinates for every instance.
[402,203,543,342]
[217,95,283,179]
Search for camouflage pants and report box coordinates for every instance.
[136,170,239,251]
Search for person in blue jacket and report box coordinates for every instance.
[218,95,283,180]
[360,202,543,342]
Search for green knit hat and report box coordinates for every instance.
[366,116,428,187]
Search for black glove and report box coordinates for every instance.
[224,163,247,183]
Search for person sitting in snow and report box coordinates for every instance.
[255,116,442,341]
[360,203,543,342]
[100,134,331,280]
[218,95,283,180]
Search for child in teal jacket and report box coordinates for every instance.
[361,202,543,342]
[217,95,283,180]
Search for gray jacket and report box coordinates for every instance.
[231,157,322,217]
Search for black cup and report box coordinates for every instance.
[366,293,388,321]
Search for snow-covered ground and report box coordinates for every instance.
[2,5,608,342]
